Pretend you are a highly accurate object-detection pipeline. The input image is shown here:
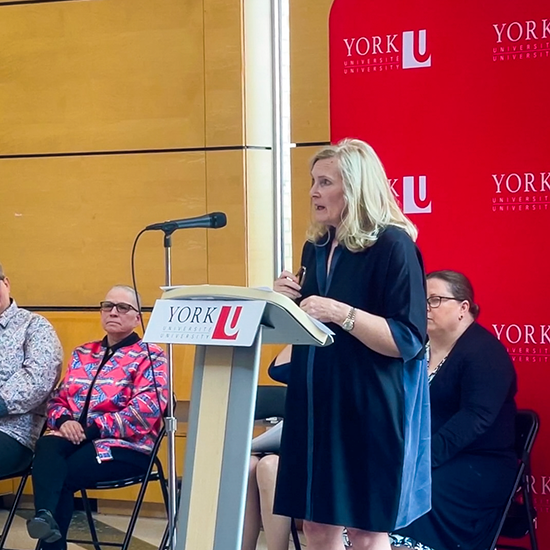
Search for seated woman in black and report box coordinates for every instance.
[391,270,518,550]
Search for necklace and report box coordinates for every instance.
[426,343,453,385]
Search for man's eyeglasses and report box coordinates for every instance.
[426,296,462,308]
[99,301,138,314]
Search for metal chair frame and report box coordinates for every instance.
[490,409,539,550]
[0,466,33,550]
[67,427,169,550]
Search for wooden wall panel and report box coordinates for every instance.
[203,0,244,147]
[203,0,275,148]
[290,146,318,268]
[0,0,204,154]
[204,149,247,285]
[42,311,104,365]
[203,148,275,288]
[0,152,207,306]
[289,0,333,144]
[246,149,275,287]
[243,0,273,147]
[0,479,13,496]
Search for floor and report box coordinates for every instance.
[0,509,304,550]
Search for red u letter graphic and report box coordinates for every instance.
[212,306,242,340]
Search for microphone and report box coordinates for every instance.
[145,212,227,232]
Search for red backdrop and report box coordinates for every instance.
[329,0,550,544]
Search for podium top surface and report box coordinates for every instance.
[161,285,334,347]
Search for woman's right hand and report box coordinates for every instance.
[274,270,302,300]
[59,420,86,445]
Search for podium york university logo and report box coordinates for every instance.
[212,305,243,340]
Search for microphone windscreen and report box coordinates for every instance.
[211,212,227,228]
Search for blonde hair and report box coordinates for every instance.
[306,139,417,251]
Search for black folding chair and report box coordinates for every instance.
[254,385,287,422]
[490,409,539,550]
[253,385,302,550]
[0,466,33,550]
[67,427,169,550]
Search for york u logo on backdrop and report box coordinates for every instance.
[402,30,432,69]
[493,19,550,43]
[493,324,550,345]
[491,19,550,62]
[390,176,432,214]
[212,305,243,340]
[342,29,431,70]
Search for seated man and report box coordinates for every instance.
[26,285,168,550]
[0,262,62,476]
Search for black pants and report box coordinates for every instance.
[0,431,33,477]
[32,436,147,550]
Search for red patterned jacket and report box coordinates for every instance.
[47,333,168,462]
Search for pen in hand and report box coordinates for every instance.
[295,266,306,286]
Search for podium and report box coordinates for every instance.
[143,285,333,550]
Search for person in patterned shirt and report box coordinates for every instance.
[26,285,169,550]
[0,262,62,476]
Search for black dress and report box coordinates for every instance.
[273,226,431,532]
[395,322,518,550]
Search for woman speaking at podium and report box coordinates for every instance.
[273,139,430,550]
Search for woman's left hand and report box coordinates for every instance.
[300,295,347,324]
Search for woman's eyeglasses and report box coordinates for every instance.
[426,296,462,308]
[99,301,138,314]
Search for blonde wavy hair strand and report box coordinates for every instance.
[306,139,417,251]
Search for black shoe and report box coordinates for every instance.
[26,510,62,543]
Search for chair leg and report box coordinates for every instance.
[290,518,301,550]
[0,472,30,550]
[158,525,169,550]
[156,462,170,515]
[119,475,154,550]
[523,485,538,550]
[81,489,102,550]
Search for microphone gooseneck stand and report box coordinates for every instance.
[163,229,178,550]
[143,212,227,550]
